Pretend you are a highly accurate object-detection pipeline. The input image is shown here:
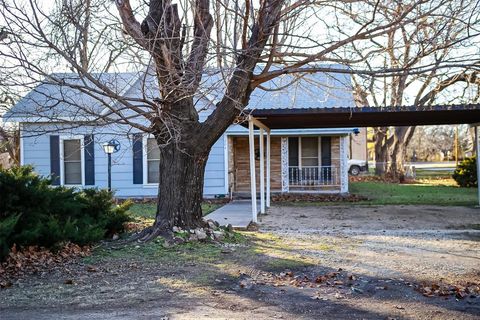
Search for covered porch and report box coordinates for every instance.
[219,104,480,226]
[227,132,351,195]
[228,116,351,224]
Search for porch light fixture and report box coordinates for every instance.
[102,142,116,155]
[353,128,360,136]
[102,140,120,192]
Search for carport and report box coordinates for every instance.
[244,103,480,223]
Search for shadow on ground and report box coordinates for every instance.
[1,228,479,320]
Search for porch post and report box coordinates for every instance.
[266,129,271,208]
[281,137,289,192]
[248,119,258,222]
[259,128,265,214]
[476,126,480,207]
[340,135,349,193]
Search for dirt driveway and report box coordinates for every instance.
[262,205,480,285]
[1,205,479,320]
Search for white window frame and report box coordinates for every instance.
[60,135,85,187]
[143,135,160,186]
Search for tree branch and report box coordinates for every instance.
[115,0,148,49]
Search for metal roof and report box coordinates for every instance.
[4,73,140,122]
[5,65,355,123]
[246,104,480,129]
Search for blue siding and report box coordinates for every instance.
[21,123,227,198]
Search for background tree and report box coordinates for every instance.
[406,125,471,162]
[349,0,480,178]
[0,26,19,167]
[1,0,479,240]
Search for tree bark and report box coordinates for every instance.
[155,143,208,228]
[386,126,415,179]
[136,129,211,241]
[374,127,388,175]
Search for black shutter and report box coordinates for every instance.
[321,137,332,166]
[84,134,95,185]
[288,137,299,166]
[50,135,60,185]
[321,137,332,181]
[132,133,143,184]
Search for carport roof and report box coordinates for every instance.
[245,104,480,129]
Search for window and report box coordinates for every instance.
[300,137,319,167]
[63,139,82,185]
[288,137,320,167]
[146,138,160,183]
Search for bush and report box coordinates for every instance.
[453,156,477,188]
[0,166,132,260]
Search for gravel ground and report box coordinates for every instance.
[1,205,479,320]
[261,205,480,284]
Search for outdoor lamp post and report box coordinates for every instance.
[102,141,116,191]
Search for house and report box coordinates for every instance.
[4,67,362,198]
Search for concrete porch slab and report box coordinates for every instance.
[206,200,259,229]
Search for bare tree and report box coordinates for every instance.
[0,25,19,167]
[407,125,471,162]
[350,0,480,178]
[1,0,479,239]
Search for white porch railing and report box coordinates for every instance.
[289,166,340,187]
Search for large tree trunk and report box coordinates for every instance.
[155,143,208,228]
[374,127,388,175]
[136,133,211,241]
[386,126,415,179]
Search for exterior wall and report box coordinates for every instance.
[231,135,345,194]
[20,122,352,198]
[349,128,367,161]
[21,123,227,198]
[230,136,282,192]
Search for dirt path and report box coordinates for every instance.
[1,205,479,319]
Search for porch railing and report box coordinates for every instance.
[289,166,340,187]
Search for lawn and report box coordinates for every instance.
[349,178,476,206]
[282,174,477,207]
[128,202,223,221]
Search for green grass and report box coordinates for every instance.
[128,202,223,219]
[84,239,224,265]
[350,181,476,206]
[415,169,454,179]
[84,231,247,265]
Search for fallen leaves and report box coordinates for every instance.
[416,281,480,299]
[238,269,363,295]
[0,243,91,287]
[86,265,98,272]
[271,193,368,203]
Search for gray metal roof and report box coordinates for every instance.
[249,70,354,110]
[5,65,354,123]
[4,72,140,122]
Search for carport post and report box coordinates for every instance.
[248,119,257,222]
[260,128,266,214]
[266,129,271,208]
[476,126,480,207]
